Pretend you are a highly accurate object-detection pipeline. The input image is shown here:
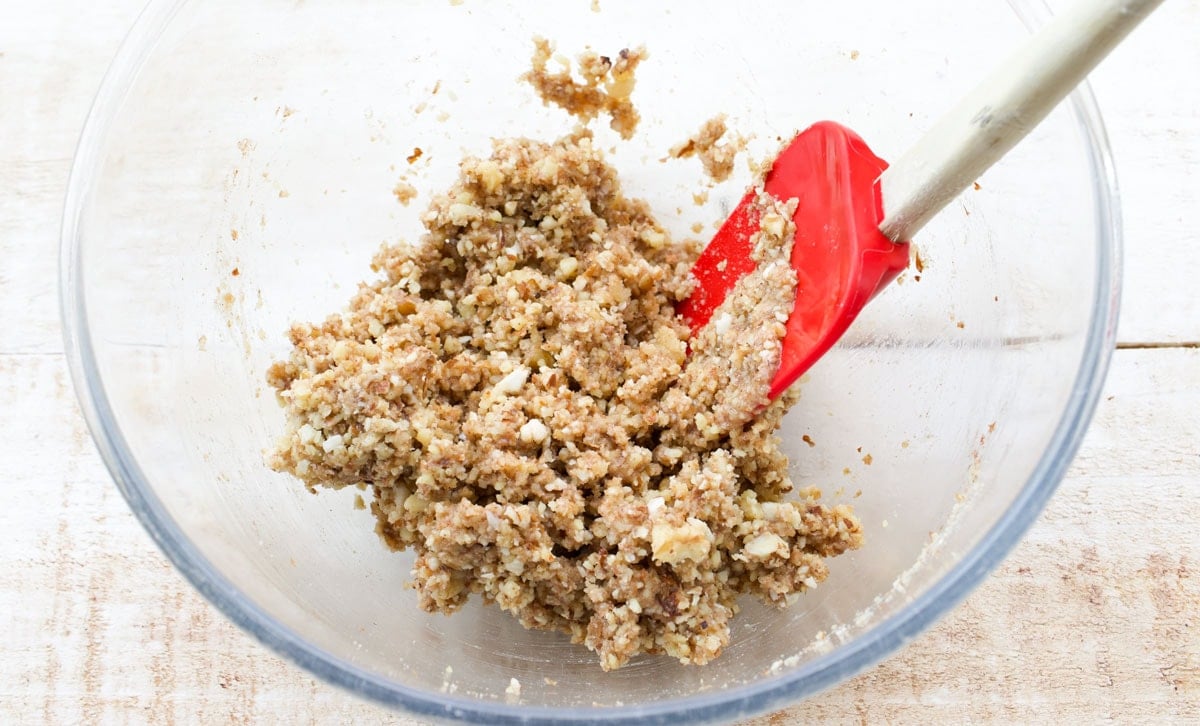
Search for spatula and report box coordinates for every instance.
[678,0,1162,401]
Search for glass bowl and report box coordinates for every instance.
[61,0,1119,723]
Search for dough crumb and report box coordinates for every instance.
[522,37,646,139]
[393,181,417,205]
[669,115,745,182]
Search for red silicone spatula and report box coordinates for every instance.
[679,0,1162,401]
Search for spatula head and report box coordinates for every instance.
[678,121,910,400]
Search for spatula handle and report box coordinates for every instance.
[877,0,1163,242]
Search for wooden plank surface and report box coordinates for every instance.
[1,0,1197,723]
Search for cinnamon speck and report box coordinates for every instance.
[231,267,240,277]
[861,453,873,466]
[802,434,815,447]
[407,147,424,164]
[230,229,239,241]
[973,181,982,190]
[956,321,965,329]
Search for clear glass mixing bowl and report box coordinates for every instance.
[61,0,1120,722]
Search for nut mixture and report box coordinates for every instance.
[670,115,745,183]
[267,132,862,670]
[521,38,646,140]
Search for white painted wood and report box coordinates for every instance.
[1091,0,1200,345]
[0,0,1197,723]
[879,0,1165,242]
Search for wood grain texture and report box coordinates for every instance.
[1090,0,1200,344]
[0,0,1197,724]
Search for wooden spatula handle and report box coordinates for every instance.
[877,0,1164,243]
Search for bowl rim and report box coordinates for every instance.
[60,0,1121,722]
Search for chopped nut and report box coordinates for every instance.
[651,518,713,565]
[557,255,579,278]
[743,532,787,560]
[493,366,530,395]
[640,228,666,248]
[448,202,478,225]
[505,677,521,702]
[519,418,550,444]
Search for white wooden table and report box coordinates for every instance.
[2,1,1196,722]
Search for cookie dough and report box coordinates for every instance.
[267,132,862,670]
